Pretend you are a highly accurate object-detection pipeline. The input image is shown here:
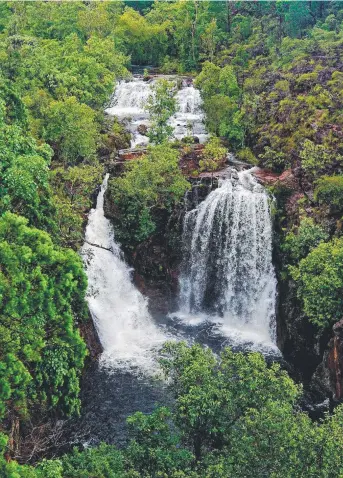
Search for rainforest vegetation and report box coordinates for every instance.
[1,0,343,476]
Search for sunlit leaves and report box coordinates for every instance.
[291,237,343,329]
[0,212,87,421]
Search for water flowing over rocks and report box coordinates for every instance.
[105,76,208,148]
[101,76,279,355]
[82,175,166,373]
[176,169,278,352]
[73,72,339,450]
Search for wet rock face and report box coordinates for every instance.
[79,314,103,360]
[277,279,324,385]
[311,319,343,402]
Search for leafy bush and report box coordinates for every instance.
[314,175,343,212]
[299,140,343,179]
[50,162,103,248]
[0,212,87,422]
[43,97,99,164]
[61,444,126,478]
[199,137,227,174]
[291,237,343,329]
[108,144,190,247]
[195,62,243,147]
[236,147,258,165]
[282,217,329,265]
[127,408,193,476]
[160,342,299,460]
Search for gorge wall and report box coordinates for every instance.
[100,75,343,407]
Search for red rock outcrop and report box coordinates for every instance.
[253,167,299,190]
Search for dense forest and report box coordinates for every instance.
[2,1,343,476]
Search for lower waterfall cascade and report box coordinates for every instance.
[82,174,166,372]
[177,169,277,350]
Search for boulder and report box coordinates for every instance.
[253,168,298,190]
[137,124,148,135]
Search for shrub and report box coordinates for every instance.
[300,140,343,179]
[108,144,190,247]
[282,217,328,265]
[199,137,227,174]
[236,147,258,165]
[290,237,343,329]
[314,175,343,212]
[61,444,126,478]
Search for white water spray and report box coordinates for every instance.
[168,85,208,143]
[105,77,208,147]
[82,175,166,372]
[178,169,277,349]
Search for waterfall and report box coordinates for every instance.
[168,85,208,143]
[81,175,166,372]
[105,78,152,117]
[105,77,208,147]
[85,75,277,371]
[178,169,277,347]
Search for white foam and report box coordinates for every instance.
[81,175,166,373]
[105,78,208,147]
[178,169,278,349]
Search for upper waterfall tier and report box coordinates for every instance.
[178,169,277,346]
[105,77,208,148]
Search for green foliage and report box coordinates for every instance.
[60,443,126,478]
[0,212,87,422]
[127,408,193,477]
[108,144,190,246]
[4,345,343,476]
[3,0,343,470]
[0,80,55,232]
[36,459,63,478]
[199,137,226,174]
[195,62,243,146]
[282,217,329,265]
[314,175,343,212]
[291,237,343,329]
[194,62,220,98]
[43,97,98,164]
[236,147,258,165]
[300,140,343,180]
[160,342,299,460]
[259,147,289,173]
[0,2,129,166]
[119,7,168,66]
[145,79,176,144]
[50,162,103,248]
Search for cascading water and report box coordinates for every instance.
[105,77,208,147]
[82,76,210,374]
[178,169,277,349]
[81,174,166,372]
[168,85,208,143]
[68,77,279,448]
[105,78,151,148]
